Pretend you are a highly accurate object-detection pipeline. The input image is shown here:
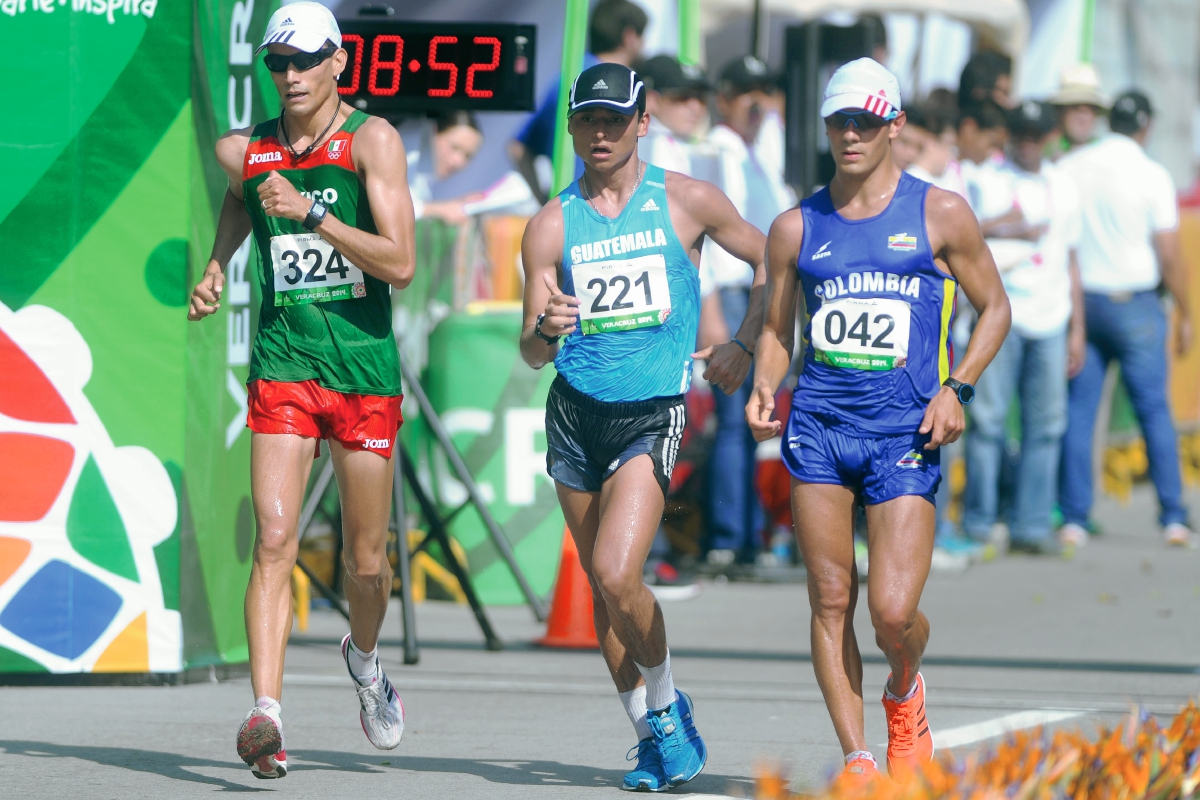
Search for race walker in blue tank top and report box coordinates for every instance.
[553,164,700,403]
[783,171,956,504]
[542,163,698,499]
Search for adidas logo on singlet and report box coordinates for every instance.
[640,198,659,212]
[248,151,284,165]
[592,79,609,90]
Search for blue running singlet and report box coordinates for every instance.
[792,172,956,434]
[554,164,700,402]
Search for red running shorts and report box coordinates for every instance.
[246,379,403,458]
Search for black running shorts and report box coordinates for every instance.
[545,375,685,496]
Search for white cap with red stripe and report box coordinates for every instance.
[820,58,902,121]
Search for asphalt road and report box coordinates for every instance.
[2,485,1198,799]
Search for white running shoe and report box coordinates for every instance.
[341,633,405,749]
[1058,523,1089,549]
[236,705,288,778]
[1164,523,1195,548]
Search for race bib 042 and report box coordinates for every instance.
[573,254,672,335]
[810,297,911,370]
[270,233,366,307]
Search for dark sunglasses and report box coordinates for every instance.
[825,111,890,130]
[263,44,336,73]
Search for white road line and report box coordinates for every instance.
[931,709,1085,750]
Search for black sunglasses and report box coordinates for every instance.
[825,111,890,130]
[263,44,336,73]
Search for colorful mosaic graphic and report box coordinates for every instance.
[0,303,181,673]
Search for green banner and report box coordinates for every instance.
[417,309,564,605]
[0,0,190,673]
[183,0,280,670]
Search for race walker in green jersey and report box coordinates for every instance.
[186,2,416,779]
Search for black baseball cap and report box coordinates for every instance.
[1008,100,1056,138]
[718,55,776,95]
[568,63,646,116]
[638,55,711,94]
[1110,90,1152,134]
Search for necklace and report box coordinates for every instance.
[279,101,341,161]
[581,159,644,217]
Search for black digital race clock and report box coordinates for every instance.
[335,21,536,113]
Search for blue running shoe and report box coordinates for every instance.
[647,690,706,787]
[622,737,668,792]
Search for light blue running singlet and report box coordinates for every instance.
[554,164,700,402]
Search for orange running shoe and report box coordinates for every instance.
[882,672,933,775]
[832,751,882,794]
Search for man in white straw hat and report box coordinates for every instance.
[1048,64,1110,155]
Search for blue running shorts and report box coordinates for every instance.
[781,409,940,505]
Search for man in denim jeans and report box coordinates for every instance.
[1056,91,1194,548]
[962,101,1085,554]
[702,56,794,565]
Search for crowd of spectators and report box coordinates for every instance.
[453,0,1196,571]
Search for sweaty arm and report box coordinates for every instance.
[189,131,253,321]
[745,209,804,441]
[1154,229,1192,355]
[254,116,416,289]
[922,188,1011,448]
[674,176,769,393]
[519,202,577,369]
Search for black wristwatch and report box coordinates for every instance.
[943,377,975,405]
[535,314,561,345]
[302,200,328,232]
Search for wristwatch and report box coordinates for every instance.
[302,200,328,232]
[534,314,561,345]
[943,377,975,405]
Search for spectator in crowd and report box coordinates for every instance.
[901,103,967,198]
[507,0,646,203]
[754,77,788,191]
[403,111,485,225]
[962,100,1085,555]
[636,55,712,174]
[702,55,793,566]
[958,101,1010,217]
[1057,91,1194,548]
[1049,64,1109,156]
[958,50,1014,110]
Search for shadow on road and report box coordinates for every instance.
[0,740,753,794]
[293,749,753,793]
[0,740,265,792]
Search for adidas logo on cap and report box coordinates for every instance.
[592,79,609,90]
[640,198,659,212]
[280,16,293,25]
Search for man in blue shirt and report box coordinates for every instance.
[507,0,647,203]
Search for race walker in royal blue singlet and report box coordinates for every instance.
[785,172,956,503]
[545,163,699,495]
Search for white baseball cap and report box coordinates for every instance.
[820,58,902,120]
[256,1,342,55]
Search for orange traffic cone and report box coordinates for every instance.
[536,527,600,648]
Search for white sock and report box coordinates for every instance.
[845,750,877,765]
[885,678,919,702]
[635,651,675,711]
[619,685,653,741]
[347,638,378,685]
[255,695,280,714]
